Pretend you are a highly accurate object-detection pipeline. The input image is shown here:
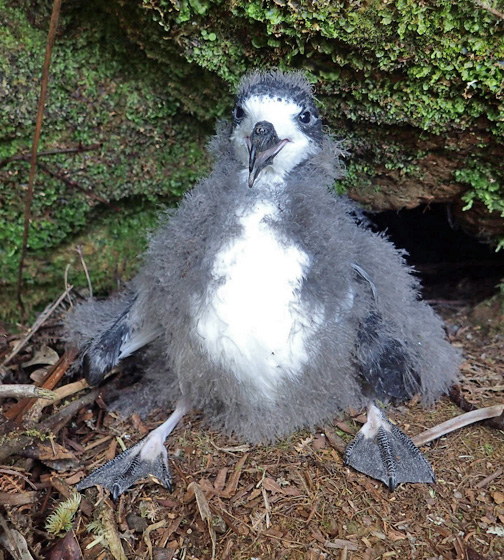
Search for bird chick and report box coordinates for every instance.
[67,70,461,499]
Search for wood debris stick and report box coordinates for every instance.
[2,285,73,368]
[38,161,122,213]
[0,385,56,400]
[210,498,250,536]
[44,386,100,433]
[88,499,127,560]
[261,487,271,529]
[474,0,504,21]
[189,482,217,559]
[75,245,93,298]
[4,347,79,423]
[474,468,503,489]
[220,453,248,498]
[42,379,90,407]
[157,516,184,549]
[412,404,504,447]
[0,387,100,464]
[0,143,102,168]
[0,492,38,506]
[82,435,115,453]
[305,499,319,525]
[450,384,504,430]
[143,519,168,560]
[209,441,251,454]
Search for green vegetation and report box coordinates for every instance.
[0,0,210,319]
[1,0,503,320]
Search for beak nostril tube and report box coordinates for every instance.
[253,121,274,137]
[247,120,288,187]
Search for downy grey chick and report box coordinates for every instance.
[67,70,461,499]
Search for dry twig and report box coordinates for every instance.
[2,285,73,367]
[0,143,102,168]
[75,246,93,298]
[412,404,504,446]
[0,385,56,400]
[16,0,62,314]
[474,0,504,20]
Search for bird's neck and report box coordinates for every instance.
[239,168,287,193]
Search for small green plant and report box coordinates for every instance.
[45,493,82,536]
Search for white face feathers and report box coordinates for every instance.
[230,86,323,187]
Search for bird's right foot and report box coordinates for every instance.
[76,398,189,499]
[76,430,173,500]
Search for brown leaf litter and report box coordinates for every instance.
[0,301,502,560]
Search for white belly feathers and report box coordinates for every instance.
[194,199,321,399]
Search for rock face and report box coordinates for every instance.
[1,0,503,320]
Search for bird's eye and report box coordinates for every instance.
[299,110,312,124]
[233,106,245,121]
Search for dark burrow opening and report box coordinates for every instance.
[368,204,504,307]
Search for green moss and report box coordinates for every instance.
[187,0,504,133]
[456,161,504,215]
[455,160,504,251]
[2,0,504,320]
[0,0,211,320]
[1,199,161,321]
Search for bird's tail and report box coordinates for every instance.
[65,293,160,386]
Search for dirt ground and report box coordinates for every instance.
[0,297,503,560]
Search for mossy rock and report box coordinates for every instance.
[1,0,503,321]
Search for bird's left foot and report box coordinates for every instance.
[344,403,435,491]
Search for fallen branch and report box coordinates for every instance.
[474,0,504,20]
[4,347,78,423]
[75,245,93,298]
[0,387,100,463]
[450,384,504,430]
[412,404,504,447]
[43,379,90,406]
[474,467,503,489]
[37,161,122,212]
[0,385,56,400]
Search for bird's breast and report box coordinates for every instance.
[193,199,322,399]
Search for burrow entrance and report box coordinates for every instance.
[368,204,504,306]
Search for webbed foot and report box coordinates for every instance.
[344,403,435,491]
[76,430,172,500]
[76,398,189,499]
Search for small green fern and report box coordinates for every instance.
[45,493,82,536]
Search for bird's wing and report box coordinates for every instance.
[81,296,162,386]
[355,311,420,401]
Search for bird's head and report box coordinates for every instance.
[230,70,323,188]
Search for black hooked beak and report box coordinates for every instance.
[246,121,289,188]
